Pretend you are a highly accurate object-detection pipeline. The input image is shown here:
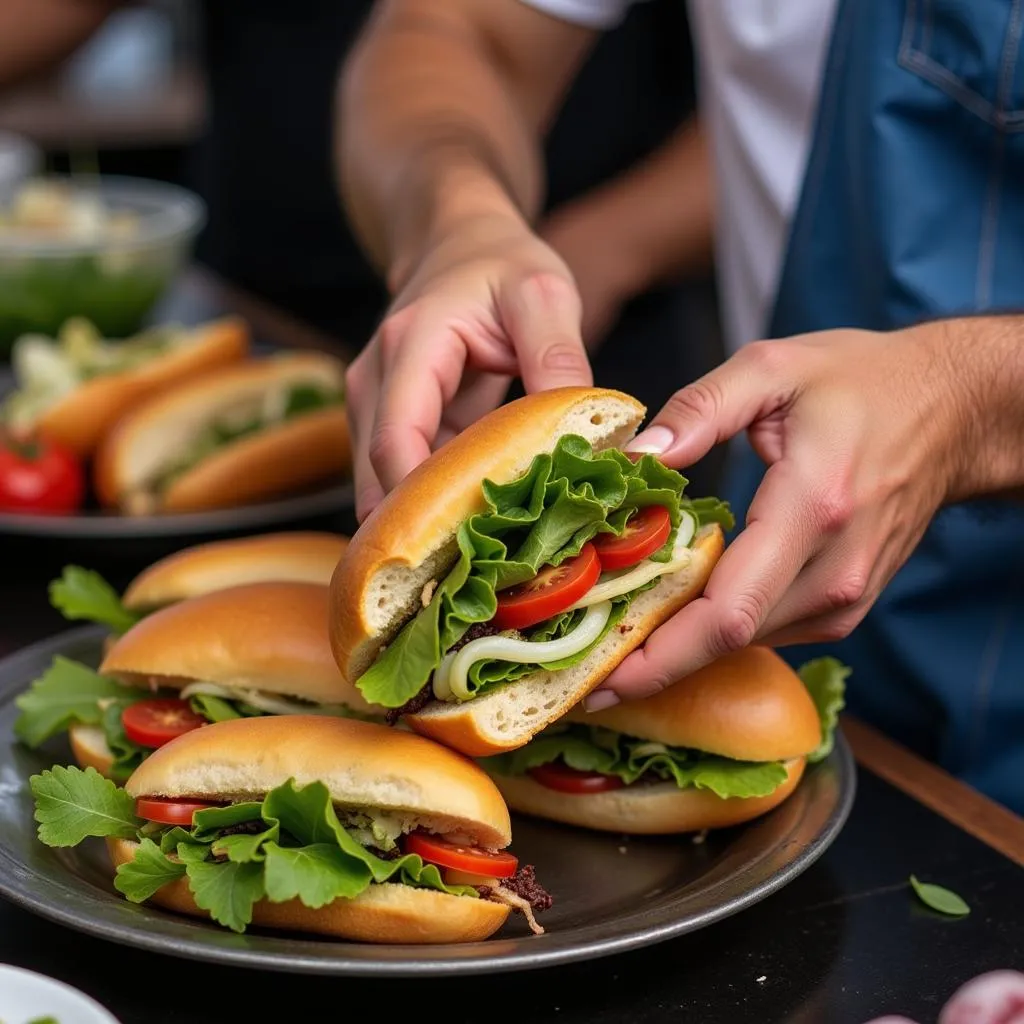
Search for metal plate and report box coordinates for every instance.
[0,627,856,977]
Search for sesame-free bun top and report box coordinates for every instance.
[566,646,822,762]
[122,531,350,611]
[125,715,512,849]
[100,581,376,713]
[330,387,645,683]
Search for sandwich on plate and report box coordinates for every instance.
[93,351,350,514]
[48,530,350,637]
[30,715,553,940]
[481,649,848,833]
[330,387,732,757]
[15,581,381,779]
[2,316,249,456]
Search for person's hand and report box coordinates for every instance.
[346,213,592,520]
[593,324,970,704]
[864,970,1024,1023]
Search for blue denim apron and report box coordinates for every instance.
[723,0,1024,812]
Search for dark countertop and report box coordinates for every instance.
[0,269,1021,1024]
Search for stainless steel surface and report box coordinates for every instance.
[0,628,856,977]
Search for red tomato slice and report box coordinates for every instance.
[529,763,626,794]
[492,543,601,631]
[592,506,672,571]
[404,833,519,878]
[0,432,84,515]
[135,796,220,826]
[122,699,206,749]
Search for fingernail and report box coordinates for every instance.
[584,690,620,712]
[624,425,674,455]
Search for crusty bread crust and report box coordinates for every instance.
[93,351,349,511]
[330,387,645,684]
[100,581,378,712]
[122,532,350,611]
[106,837,509,943]
[565,646,822,762]
[404,525,724,756]
[32,318,250,456]
[492,758,806,834]
[69,724,114,776]
[124,715,512,849]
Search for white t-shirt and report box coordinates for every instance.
[521,0,837,351]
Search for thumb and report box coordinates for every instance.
[623,342,795,467]
[499,270,592,393]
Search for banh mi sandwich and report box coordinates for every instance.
[481,650,849,834]
[2,316,249,456]
[30,716,552,940]
[93,351,350,514]
[330,387,733,757]
[47,531,350,637]
[14,581,382,780]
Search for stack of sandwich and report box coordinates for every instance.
[2,316,351,514]
[22,388,846,947]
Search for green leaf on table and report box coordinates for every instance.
[186,859,266,933]
[909,875,970,917]
[263,842,369,907]
[14,657,132,748]
[30,764,140,846]
[48,566,140,634]
[113,837,185,902]
[798,657,850,763]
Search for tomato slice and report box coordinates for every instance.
[592,506,672,571]
[529,762,626,794]
[122,699,206,749]
[0,432,85,515]
[135,796,220,826]
[492,543,601,631]
[403,832,519,878]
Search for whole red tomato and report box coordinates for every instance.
[0,433,85,515]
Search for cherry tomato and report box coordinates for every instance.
[122,699,206,748]
[0,433,84,515]
[529,763,626,794]
[135,796,220,826]
[592,506,671,571]
[492,543,601,631]
[404,832,519,878]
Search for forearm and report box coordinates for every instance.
[336,0,594,293]
[0,0,116,90]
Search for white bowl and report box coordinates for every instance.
[0,963,121,1024]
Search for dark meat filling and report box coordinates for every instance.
[478,864,553,913]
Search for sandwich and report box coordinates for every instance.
[481,650,848,834]
[330,387,733,757]
[30,716,552,940]
[14,581,382,780]
[48,530,350,637]
[93,351,350,514]
[2,316,249,456]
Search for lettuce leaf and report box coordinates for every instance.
[31,769,479,935]
[482,725,788,799]
[797,657,850,763]
[100,701,148,781]
[48,566,140,634]
[357,435,732,708]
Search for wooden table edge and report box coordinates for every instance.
[843,714,1024,866]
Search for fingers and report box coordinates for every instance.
[939,971,1024,1024]
[593,460,819,704]
[498,271,592,394]
[345,345,386,523]
[436,372,512,447]
[623,341,798,468]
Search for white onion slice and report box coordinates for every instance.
[179,680,324,716]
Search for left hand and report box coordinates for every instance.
[594,323,970,703]
[864,970,1024,1023]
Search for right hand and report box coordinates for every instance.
[346,213,593,520]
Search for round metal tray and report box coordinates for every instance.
[0,627,856,976]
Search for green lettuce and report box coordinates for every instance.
[48,566,140,634]
[357,435,732,708]
[483,657,850,797]
[30,768,479,934]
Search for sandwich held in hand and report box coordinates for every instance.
[47,530,350,635]
[1,316,249,457]
[330,387,732,757]
[15,581,381,779]
[93,351,350,514]
[29,715,552,941]
[482,649,848,834]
